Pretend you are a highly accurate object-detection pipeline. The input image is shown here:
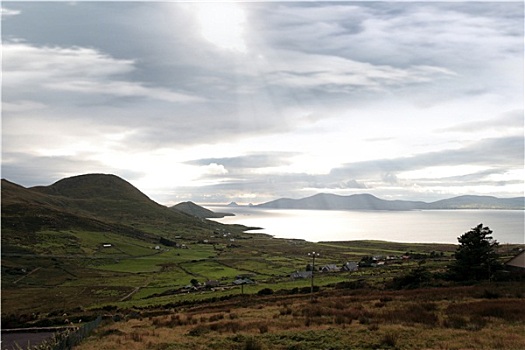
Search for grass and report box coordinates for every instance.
[2,223,522,331]
[75,282,525,350]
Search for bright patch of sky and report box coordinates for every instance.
[1,1,523,205]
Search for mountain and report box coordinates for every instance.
[257,193,427,210]
[1,174,235,251]
[426,195,525,210]
[256,193,524,211]
[171,201,234,218]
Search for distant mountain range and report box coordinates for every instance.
[256,193,525,211]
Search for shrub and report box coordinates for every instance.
[480,289,501,299]
[446,300,525,323]
[187,325,210,336]
[280,307,292,315]
[333,314,346,325]
[383,303,438,326]
[258,323,269,334]
[379,296,393,303]
[243,337,264,350]
[368,323,379,331]
[223,321,241,333]
[382,331,399,347]
[389,266,432,289]
[444,315,468,329]
[129,331,143,342]
[209,313,225,322]
[257,288,273,296]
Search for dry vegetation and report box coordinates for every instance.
[76,282,525,350]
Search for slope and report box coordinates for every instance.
[1,174,232,247]
[171,201,234,218]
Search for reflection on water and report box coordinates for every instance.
[209,207,524,244]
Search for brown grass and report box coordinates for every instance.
[76,282,525,350]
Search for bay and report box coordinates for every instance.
[209,207,524,244]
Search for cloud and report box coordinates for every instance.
[187,153,297,170]
[440,109,524,133]
[203,163,228,176]
[331,136,524,177]
[1,7,20,17]
[1,152,144,188]
[259,51,456,93]
[2,41,204,103]
[173,135,523,203]
[1,2,523,204]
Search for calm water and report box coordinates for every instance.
[209,207,524,244]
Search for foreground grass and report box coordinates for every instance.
[76,282,525,350]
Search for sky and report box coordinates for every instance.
[2,1,524,206]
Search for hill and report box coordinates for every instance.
[426,195,525,210]
[171,201,234,218]
[1,174,236,250]
[257,193,524,210]
[1,174,255,317]
[257,193,427,210]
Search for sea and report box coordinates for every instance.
[208,207,524,244]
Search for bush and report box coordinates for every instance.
[258,323,269,334]
[382,331,399,347]
[257,288,273,296]
[389,266,432,289]
[187,325,210,336]
[242,337,264,350]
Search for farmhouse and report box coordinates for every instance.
[321,264,339,272]
[205,280,220,288]
[233,278,254,285]
[290,271,312,279]
[342,261,359,272]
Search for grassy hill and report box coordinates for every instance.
[2,174,229,243]
[1,174,251,315]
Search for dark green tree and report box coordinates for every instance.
[449,223,501,281]
[190,278,200,287]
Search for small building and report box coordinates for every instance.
[205,280,220,288]
[321,264,339,272]
[341,261,359,272]
[290,271,312,279]
[233,278,254,285]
